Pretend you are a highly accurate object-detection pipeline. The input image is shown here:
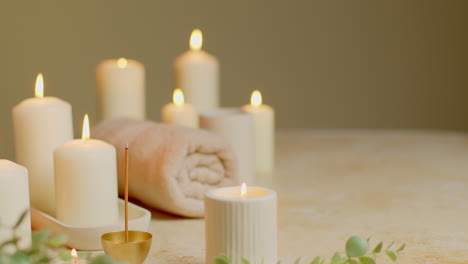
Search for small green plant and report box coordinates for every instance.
[213,235,406,264]
[0,210,122,264]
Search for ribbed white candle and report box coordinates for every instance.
[205,185,277,264]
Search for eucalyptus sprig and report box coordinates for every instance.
[213,235,406,264]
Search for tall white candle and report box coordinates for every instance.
[12,73,73,215]
[241,90,275,174]
[96,58,146,121]
[205,183,277,264]
[200,108,256,184]
[0,160,31,252]
[54,115,119,227]
[174,29,219,112]
[161,88,199,128]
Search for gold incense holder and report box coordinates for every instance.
[101,230,152,264]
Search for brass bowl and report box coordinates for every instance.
[101,230,152,264]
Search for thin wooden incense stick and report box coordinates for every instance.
[124,144,129,243]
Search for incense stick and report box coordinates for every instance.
[124,144,129,243]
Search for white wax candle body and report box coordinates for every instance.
[54,139,119,227]
[96,59,146,120]
[0,160,31,252]
[205,186,277,264]
[241,104,275,174]
[161,103,199,128]
[200,108,255,184]
[174,50,219,112]
[12,97,73,215]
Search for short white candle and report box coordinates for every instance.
[161,88,199,128]
[241,90,275,174]
[54,115,119,227]
[12,73,73,215]
[96,58,146,120]
[174,29,219,112]
[0,160,31,252]
[205,183,277,264]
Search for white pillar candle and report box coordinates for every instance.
[205,183,277,264]
[0,160,31,252]
[12,73,73,215]
[174,29,219,112]
[54,115,119,227]
[161,88,199,128]
[200,108,255,184]
[96,58,146,121]
[241,90,275,174]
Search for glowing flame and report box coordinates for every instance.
[71,249,77,259]
[82,114,90,141]
[190,29,203,51]
[35,73,44,98]
[241,183,247,198]
[173,88,184,106]
[251,90,262,106]
[117,57,128,68]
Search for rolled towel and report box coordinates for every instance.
[92,118,238,218]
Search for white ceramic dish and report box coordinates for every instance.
[31,199,151,250]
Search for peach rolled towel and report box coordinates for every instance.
[92,118,239,218]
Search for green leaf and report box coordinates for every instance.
[396,243,406,252]
[346,259,359,264]
[213,255,230,264]
[13,210,29,230]
[386,241,394,250]
[10,252,29,264]
[385,250,397,262]
[372,242,383,253]
[47,234,67,247]
[241,257,250,264]
[58,248,72,261]
[89,255,115,264]
[31,229,51,250]
[358,256,375,264]
[310,257,321,264]
[346,236,369,257]
[294,257,301,264]
[330,253,343,264]
[0,255,10,264]
[0,238,19,250]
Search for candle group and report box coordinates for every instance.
[12,73,73,215]
[174,29,219,112]
[54,115,119,226]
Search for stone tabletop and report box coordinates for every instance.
[146,130,468,264]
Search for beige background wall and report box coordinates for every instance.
[1,0,467,159]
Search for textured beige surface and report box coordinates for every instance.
[144,130,468,264]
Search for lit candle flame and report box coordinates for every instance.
[71,248,77,259]
[241,183,247,198]
[82,114,90,141]
[35,73,44,98]
[173,88,184,106]
[117,57,128,68]
[190,29,203,51]
[251,90,262,106]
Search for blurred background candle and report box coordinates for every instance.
[161,88,199,128]
[0,160,31,252]
[205,183,277,264]
[96,58,146,121]
[241,90,275,174]
[200,108,255,184]
[12,73,73,215]
[54,114,119,227]
[174,29,219,112]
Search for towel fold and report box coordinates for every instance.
[92,119,238,218]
